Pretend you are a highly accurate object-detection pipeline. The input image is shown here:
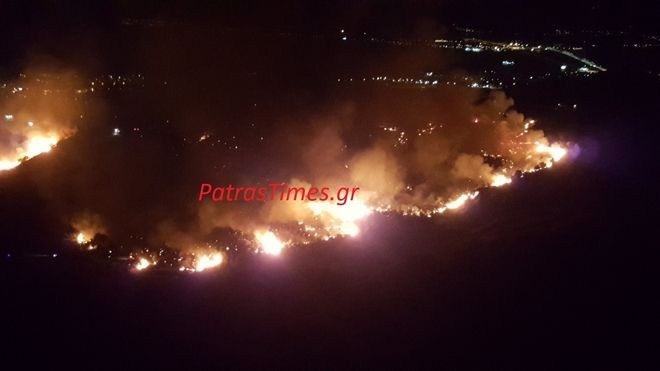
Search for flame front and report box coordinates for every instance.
[490,174,512,187]
[535,142,568,162]
[23,135,59,158]
[0,160,21,171]
[255,231,285,255]
[0,134,62,172]
[0,77,571,273]
[192,253,224,272]
[445,191,480,211]
[307,199,372,237]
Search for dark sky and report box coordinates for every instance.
[1,0,658,70]
[2,0,659,36]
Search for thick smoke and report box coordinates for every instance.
[196,89,563,246]
[0,38,566,263]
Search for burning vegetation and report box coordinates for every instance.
[0,66,571,274]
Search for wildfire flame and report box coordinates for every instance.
[192,252,223,272]
[135,258,153,271]
[307,199,372,237]
[0,134,61,172]
[490,174,512,187]
[535,142,567,162]
[0,160,21,171]
[444,191,480,211]
[255,231,285,255]
[23,135,59,158]
[72,231,96,249]
[75,232,88,245]
[0,77,570,273]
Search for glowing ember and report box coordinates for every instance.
[255,231,285,255]
[193,253,224,272]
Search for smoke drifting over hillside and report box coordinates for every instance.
[0,58,570,272]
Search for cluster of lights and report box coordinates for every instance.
[340,74,506,90]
